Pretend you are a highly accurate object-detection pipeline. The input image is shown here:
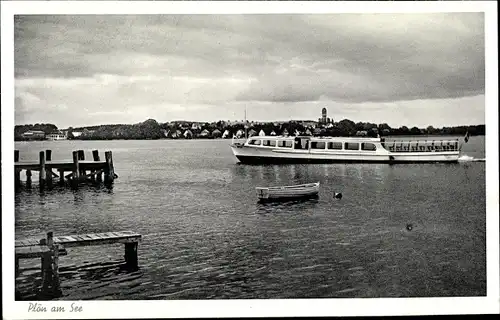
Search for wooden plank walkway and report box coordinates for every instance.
[15,231,141,249]
[15,160,107,171]
[15,231,142,299]
[16,245,50,258]
[16,245,67,259]
[15,149,116,190]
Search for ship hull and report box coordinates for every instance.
[231,146,459,164]
[235,155,458,164]
[230,135,461,164]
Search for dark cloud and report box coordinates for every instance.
[233,14,485,103]
[13,13,485,127]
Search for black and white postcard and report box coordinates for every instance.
[2,1,498,318]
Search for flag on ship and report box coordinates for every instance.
[464,130,470,143]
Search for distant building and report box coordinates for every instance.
[170,130,182,139]
[46,131,67,140]
[235,129,244,138]
[248,129,257,137]
[183,129,193,139]
[21,130,45,140]
[166,129,182,139]
[200,129,210,137]
[318,108,331,124]
[300,120,317,128]
[211,129,222,138]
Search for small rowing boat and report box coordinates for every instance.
[256,182,320,202]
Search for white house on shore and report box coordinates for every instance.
[235,129,244,138]
[46,131,67,140]
[200,129,210,137]
[21,130,45,139]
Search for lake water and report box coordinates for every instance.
[14,136,486,299]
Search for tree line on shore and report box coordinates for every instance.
[14,119,486,141]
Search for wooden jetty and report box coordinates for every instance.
[14,149,117,190]
[15,231,142,298]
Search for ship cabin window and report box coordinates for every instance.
[361,143,377,151]
[327,142,343,150]
[311,141,326,149]
[262,140,276,147]
[345,142,360,150]
[278,140,293,148]
[248,139,261,146]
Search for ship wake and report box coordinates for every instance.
[458,155,486,162]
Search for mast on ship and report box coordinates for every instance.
[245,105,248,139]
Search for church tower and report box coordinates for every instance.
[321,108,327,124]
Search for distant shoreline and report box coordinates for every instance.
[14,133,485,143]
[14,119,485,142]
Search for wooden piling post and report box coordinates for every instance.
[40,232,53,295]
[40,251,52,294]
[46,168,53,187]
[39,151,46,188]
[90,150,99,182]
[72,151,80,186]
[124,242,139,270]
[58,168,65,185]
[92,150,100,161]
[51,243,62,297]
[15,150,20,188]
[93,150,102,182]
[104,151,115,184]
[77,150,85,177]
[15,257,20,278]
[40,237,46,271]
[45,150,52,161]
[38,231,61,297]
[26,170,32,188]
[45,150,53,187]
[77,150,85,161]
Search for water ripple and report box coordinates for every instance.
[14,139,486,299]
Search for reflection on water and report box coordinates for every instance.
[14,138,486,299]
[289,164,296,181]
[255,198,320,215]
[233,164,330,188]
[235,163,390,190]
[15,182,114,198]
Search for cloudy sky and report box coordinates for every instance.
[14,13,485,129]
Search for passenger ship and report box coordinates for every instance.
[231,135,461,164]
